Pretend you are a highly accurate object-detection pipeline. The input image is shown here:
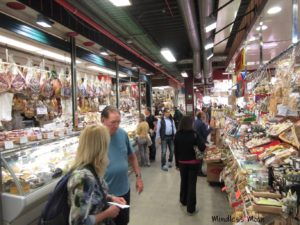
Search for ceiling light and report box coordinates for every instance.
[248,36,257,42]
[267,6,282,14]
[36,14,53,28]
[247,61,256,66]
[109,0,131,7]
[256,25,268,31]
[100,48,109,56]
[207,53,214,60]
[88,65,127,77]
[160,48,176,62]
[0,35,81,64]
[181,72,188,78]
[205,16,217,33]
[193,86,197,89]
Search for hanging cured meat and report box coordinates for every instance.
[60,68,71,98]
[77,73,87,97]
[8,56,26,93]
[86,75,95,98]
[51,68,62,97]
[40,71,53,98]
[0,60,11,93]
[24,59,40,97]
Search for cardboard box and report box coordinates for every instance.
[206,162,224,183]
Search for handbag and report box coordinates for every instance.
[194,145,204,160]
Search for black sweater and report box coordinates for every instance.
[174,130,206,167]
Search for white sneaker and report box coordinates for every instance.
[168,162,173,168]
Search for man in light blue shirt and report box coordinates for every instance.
[102,106,143,225]
[156,108,176,171]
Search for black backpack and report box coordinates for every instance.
[39,164,100,225]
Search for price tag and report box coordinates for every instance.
[36,107,48,115]
[58,130,64,138]
[37,134,42,140]
[235,190,241,200]
[20,136,28,144]
[4,141,14,149]
[47,132,54,139]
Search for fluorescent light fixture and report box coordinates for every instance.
[207,53,214,60]
[100,47,109,56]
[160,48,176,62]
[181,72,188,78]
[88,66,127,77]
[247,61,256,66]
[193,86,197,89]
[293,37,298,44]
[256,25,268,31]
[36,14,53,28]
[205,37,214,50]
[267,6,282,14]
[109,0,131,7]
[0,35,81,64]
[205,16,217,33]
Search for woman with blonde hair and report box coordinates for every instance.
[68,125,126,225]
[136,114,152,167]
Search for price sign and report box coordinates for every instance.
[4,141,14,149]
[36,107,48,115]
[37,134,42,140]
[58,130,64,138]
[47,132,54,139]
[20,136,28,144]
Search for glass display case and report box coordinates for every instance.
[0,133,79,225]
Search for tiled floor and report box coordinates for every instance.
[129,158,231,225]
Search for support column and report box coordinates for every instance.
[292,0,299,43]
[146,78,152,111]
[259,21,263,66]
[115,58,120,109]
[70,36,77,129]
[184,76,194,117]
[138,69,142,116]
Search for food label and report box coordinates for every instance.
[4,141,14,149]
[20,136,28,144]
[37,134,42,140]
[36,107,48,115]
[235,190,241,200]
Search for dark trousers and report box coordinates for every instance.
[149,132,156,161]
[179,163,199,213]
[114,190,130,225]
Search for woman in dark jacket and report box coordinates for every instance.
[174,116,206,215]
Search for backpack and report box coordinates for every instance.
[39,164,100,225]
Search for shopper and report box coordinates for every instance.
[173,106,183,129]
[156,108,176,171]
[194,111,212,143]
[68,125,126,225]
[101,106,143,225]
[136,114,152,167]
[144,107,157,161]
[174,116,206,215]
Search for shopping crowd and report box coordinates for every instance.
[41,105,212,225]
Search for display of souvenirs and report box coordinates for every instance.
[245,137,272,149]
[266,121,293,136]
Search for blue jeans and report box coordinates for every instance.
[161,136,174,167]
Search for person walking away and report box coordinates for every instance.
[101,106,144,225]
[136,114,152,167]
[68,125,126,225]
[144,107,157,162]
[174,116,206,215]
[173,106,183,129]
[156,108,176,171]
